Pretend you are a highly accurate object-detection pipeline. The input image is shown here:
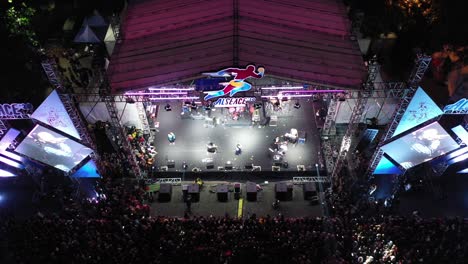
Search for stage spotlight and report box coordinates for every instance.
[164,104,172,111]
[294,101,301,109]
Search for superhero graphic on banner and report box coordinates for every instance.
[203,65,265,100]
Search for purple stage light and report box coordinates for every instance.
[0,169,16,177]
[280,90,346,94]
[0,156,23,169]
[261,86,304,90]
[444,147,468,161]
[125,92,188,96]
[149,96,199,101]
[261,95,314,99]
[448,153,468,165]
[138,92,188,95]
[148,87,195,91]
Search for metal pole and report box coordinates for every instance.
[315,164,329,217]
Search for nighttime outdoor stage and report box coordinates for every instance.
[152,100,324,177]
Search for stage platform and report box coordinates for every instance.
[152,102,322,174]
[150,180,324,219]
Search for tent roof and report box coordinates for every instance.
[108,0,366,93]
[85,11,108,27]
[74,25,101,43]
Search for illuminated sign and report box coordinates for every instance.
[203,65,265,100]
[0,103,33,119]
[443,98,468,114]
[213,97,256,107]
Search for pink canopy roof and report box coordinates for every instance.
[108,0,366,93]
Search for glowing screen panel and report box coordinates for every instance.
[381,122,459,169]
[72,159,100,178]
[31,90,81,139]
[392,87,442,137]
[373,156,403,175]
[452,125,468,145]
[15,125,92,172]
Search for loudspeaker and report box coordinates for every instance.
[303,182,317,201]
[167,160,175,168]
[206,161,214,169]
[188,183,200,202]
[217,184,228,202]
[158,184,172,202]
[234,183,241,200]
[246,182,257,201]
[244,163,253,170]
[275,182,293,201]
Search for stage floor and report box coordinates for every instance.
[153,102,321,173]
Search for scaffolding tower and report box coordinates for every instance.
[328,59,380,182]
[366,54,432,177]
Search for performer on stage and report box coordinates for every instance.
[235,143,242,155]
[167,132,176,143]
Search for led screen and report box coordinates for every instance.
[392,87,443,137]
[15,125,92,172]
[381,122,459,169]
[72,159,100,178]
[373,156,403,175]
[31,90,81,139]
[452,125,468,145]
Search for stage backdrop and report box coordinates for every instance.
[335,97,399,125]
[79,100,144,130]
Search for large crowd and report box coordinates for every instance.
[2,173,468,264]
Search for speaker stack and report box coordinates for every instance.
[217,184,228,202]
[158,183,172,202]
[246,181,257,201]
[188,183,200,202]
[275,182,293,201]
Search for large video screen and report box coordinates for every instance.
[15,125,93,172]
[392,87,443,137]
[381,122,459,169]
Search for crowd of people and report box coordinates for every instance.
[126,126,157,172]
[3,184,468,264]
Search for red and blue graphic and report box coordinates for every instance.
[203,65,265,100]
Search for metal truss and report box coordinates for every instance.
[0,120,7,137]
[58,94,95,149]
[367,54,431,177]
[41,59,63,91]
[444,109,468,115]
[329,60,380,182]
[322,96,338,136]
[292,176,330,184]
[155,178,182,185]
[136,102,151,138]
[103,96,142,178]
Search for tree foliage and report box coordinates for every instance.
[3,2,39,47]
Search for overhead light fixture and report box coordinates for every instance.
[294,101,301,109]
